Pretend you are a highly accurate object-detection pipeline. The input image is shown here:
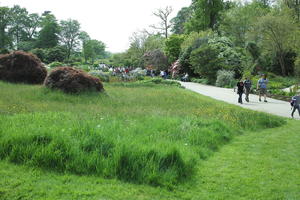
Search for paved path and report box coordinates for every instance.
[180,82,297,119]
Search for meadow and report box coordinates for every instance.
[1,80,299,199]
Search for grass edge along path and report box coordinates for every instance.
[0,120,299,200]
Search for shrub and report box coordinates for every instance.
[48,61,65,68]
[30,48,47,62]
[76,64,92,72]
[0,48,9,54]
[0,51,47,84]
[89,71,110,82]
[45,46,68,63]
[215,70,235,87]
[191,78,209,84]
[190,45,224,84]
[44,67,104,93]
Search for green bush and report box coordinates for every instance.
[190,44,224,84]
[76,65,92,72]
[215,70,235,87]
[191,78,209,84]
[48,61,65,68]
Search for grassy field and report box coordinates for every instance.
[0,80,299,199]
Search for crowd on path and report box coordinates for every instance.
[235,74,300,118]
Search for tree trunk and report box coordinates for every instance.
[278,52,287,76]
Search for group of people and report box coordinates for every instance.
[236,74,300,118]
[236,74,269,104]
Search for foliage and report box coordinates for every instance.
[215,70,235,87]
[180,30,213,51]
[170,7,192,34]
[208,36,245,78]
[30,48,47,62]
[83,39,106,64]
[179,36,209,76]
[143,49,168,70]
[185,0,224,32]
[190,78,209,84]
[219,2,270,47]
[253,10,297,76]
[48,61,65,68]
[35,12,60,49]
[44,67,104,93]
[0,51,47,84]
[89,71,110,82]
[46,46,68,63]
[59,19,81,60]
[0,7,12,49]
[190,44,224,84]
[165,34,185,63]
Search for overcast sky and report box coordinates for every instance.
[0,0,191,53]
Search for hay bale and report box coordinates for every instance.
[44,67,104,93]
[0,51,47,84]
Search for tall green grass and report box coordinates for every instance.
[0,81,286,187]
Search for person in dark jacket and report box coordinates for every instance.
[237,80,244,104]
[291,94,300,118]
[244,77,252,102]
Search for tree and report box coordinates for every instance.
[220,2,269,47]
[255,12,296,76]
[150,6,173,38]
[9,5,28,50]
[165,34,185,63]
[283,0,300,21]
[123,31,165,67]
[190,44,224,83]
[170,7,192,34]
[82,39,106,64]
[22,13,40,40]
[35,12,60,49]
[46,46,68,63]
[59,19,81,60]
[143,49,168,70]
[0,7,12,49]
[185,0,224,32]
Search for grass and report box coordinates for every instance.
[0,80,296,199]
[1,120,299,200]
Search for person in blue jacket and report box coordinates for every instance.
[257,74,268,102]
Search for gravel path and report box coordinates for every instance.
[180,81,298,119]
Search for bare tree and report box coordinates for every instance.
[150,6,173,38]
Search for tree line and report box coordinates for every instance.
[0,5,107,64]
[110,0,300,83]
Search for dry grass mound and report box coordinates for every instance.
[44,67,104,93]
[0,51,47,84]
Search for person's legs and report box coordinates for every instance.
[238,93,243,104]
[264,90,267,102]
[291,106,297,118]
[245,88,250,102]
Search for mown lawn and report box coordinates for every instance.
[0,80,299,199]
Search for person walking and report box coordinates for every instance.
[291,93,300,118]
[257,74,269,102]
[244,77,252,102]
[237,80,244,104]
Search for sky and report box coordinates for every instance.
[0,0,191,53]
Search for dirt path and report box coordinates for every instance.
[180,82,297,119]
